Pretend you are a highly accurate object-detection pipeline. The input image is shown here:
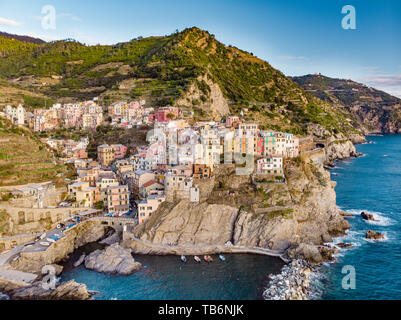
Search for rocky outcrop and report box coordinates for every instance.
[11,221,108,273]
[366,230,384,240]
[84,244,142,275]
[361,212,375,221]
[4,280,94,300]
[128,158,350,263]
[176,74,230,121]
[263,260,317,300]
[325,140,361,161]
[337,243,353,249]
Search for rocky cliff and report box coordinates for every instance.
[0,279,95,300]
[128,155,350,264]
[11,221,109,273]
[292,74,401,134]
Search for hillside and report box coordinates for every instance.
[292,74,401,134]
[0,31,45,44]
[0,27,363,137]
[0,117,75,187]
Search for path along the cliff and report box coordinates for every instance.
[124,233,290,263]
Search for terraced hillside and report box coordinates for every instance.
[0,28,362,137]
[0,117,74,187]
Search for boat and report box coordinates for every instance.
[46,238,56,243]
[204,255,213,263]
[219,254,226,261]
[181,255,187,263]
[40,242,50,247]
[383,154,389,157]
[194,256,201,263]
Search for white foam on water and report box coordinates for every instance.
[345,209,396,226]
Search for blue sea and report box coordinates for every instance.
[60,251,284,300]
[60,135,401,300]
[320,135,401,299]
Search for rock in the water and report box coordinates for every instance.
[73,254,86,268]
[336,243,353,249]
[318,246,338,261]
[85,244,142,275]
[8,280,94,300]
[361,212,375,221]
[366,230,384,240]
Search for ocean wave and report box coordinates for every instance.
[345,209,396,226]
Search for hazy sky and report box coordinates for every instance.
[0,0,400,97]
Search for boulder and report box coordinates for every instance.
[285,244,323,264]
[361,212,375,221]
[366,230,384,240]
[7,280,94,300]
[318,246,339,261]
[85,244,142,275]
[336,243,353,249]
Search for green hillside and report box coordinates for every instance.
[0,27,362,136]
[0,117,75,187]
[292,74,401,133]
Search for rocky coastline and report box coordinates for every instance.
[1,135,363,300]
[263,260,320,300]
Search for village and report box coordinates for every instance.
[0,99,311,227]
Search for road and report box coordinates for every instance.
[0,269,37,285]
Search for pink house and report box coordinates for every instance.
[154,107,180,122]
[112,144,128,159]
[106,185,130,213]
[226,116,240,128]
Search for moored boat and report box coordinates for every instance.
[219,254,226,261]
[204,255,213,263]
[194,256,201,263]
[181,255,187,263]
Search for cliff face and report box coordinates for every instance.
[130,156,350,263]
[11,221,108,273]
[292,74,401,134]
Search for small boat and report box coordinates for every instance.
[194,256,201,263]
[46,238,56,243]
[40,242,50,247]
[181,255,187,263]
[219,254,226,261]
[383,154,388,157]
[204,255,213,263]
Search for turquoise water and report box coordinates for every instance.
[321,135,401,299]
[60,250,284,300]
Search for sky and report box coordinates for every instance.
[0,0,400,97]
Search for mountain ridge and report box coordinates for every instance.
[0,27,397,136]
[292,74,401,134]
